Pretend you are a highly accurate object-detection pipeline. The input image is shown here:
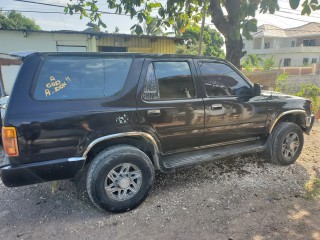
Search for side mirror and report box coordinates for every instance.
[253,83,261,96]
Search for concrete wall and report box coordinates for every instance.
[242,69,278,89]
[286,74,320,88]
[0,30,96,53]
[0,30,177,54]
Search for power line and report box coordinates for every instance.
[13,0,131,16]
[280,8,320,16]
[273,13,319,23]
[13,0,66,8]
[1,9,79,14]
[278,10,320,18]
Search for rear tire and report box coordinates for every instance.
[86,145,155,213]
[269,122,304,165]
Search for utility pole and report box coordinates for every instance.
[198,4,206,56]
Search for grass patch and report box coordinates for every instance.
[304,177,320,200]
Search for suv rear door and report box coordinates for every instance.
[136,58,205,154]
[195,60,268,145]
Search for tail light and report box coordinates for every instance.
[2,126,19,156]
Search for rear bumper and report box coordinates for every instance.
[0,157,85,187]
[305,114,315,134]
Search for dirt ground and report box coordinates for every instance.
[0,124,320,240]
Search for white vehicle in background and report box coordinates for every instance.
[0,52,29,124]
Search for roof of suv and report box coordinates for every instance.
[21,51,224,61]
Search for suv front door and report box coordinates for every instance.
[136,59,205,154]
[196,60,268,145]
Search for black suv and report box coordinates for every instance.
[0,52,314,212]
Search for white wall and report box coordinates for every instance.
[243,37,320,67]
[275,38,296,48]
[0,30,96,53]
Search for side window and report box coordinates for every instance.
[199,62,251,97]
[142,63,160,100]
[33,56,132,100]
[143,61,195,100]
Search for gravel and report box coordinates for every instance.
[0,124,319,240]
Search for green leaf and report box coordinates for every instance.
[242,19,258,40]
[301,5,312,15]
[163,21,171,28]
[289,0,300,9]
[135,25,143,35]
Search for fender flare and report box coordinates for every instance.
[268,110,307,133]
[82,132,162,170]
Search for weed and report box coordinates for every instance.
[304,177,320,200]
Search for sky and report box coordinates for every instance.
[1,0,320,33]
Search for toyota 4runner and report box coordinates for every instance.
[0,52,315,212]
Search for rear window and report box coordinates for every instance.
[33,56,132,100]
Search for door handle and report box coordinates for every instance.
[211,104,223,110]
[147,109,161,116]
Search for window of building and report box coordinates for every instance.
[291,41,295,47]
[312,58,317,64]
[264,42,270,49]
[253,38,262,49]
[143,61,195,100]
[34,56,132,100]
[199,62,251,97]
[303,39,316,46]
[303,58,309,65]
[284,59,291,67]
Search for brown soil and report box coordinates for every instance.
[0,124,320,240]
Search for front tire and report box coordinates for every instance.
[270,122,304,165]
[86,145,155,213]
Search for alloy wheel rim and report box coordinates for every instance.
[282,132,300,160]
[104,163,142,201]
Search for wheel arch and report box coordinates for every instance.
[269,110,307,133]
[82,132,161,170]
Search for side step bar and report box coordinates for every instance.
[161,141,266,169]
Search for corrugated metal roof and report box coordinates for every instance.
[0,29,182,40]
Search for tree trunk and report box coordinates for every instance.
[209,0,246,69]
[225,37,246,69]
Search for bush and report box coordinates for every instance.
[242,54,261,72]
[296,84,320,114]
[275,73,290,93]
[262,56,274,70]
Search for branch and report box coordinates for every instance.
[224,0,241,27]
[209,0,231,36]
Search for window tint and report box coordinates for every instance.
[34,56,132,100]
[143,61,195,100]
[199,62,251,97]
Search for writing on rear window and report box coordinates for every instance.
[44,76,71,98]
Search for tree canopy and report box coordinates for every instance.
[65,0,320,68]
[177,25,225,58]
[143,18,164,36]
[0,11,41,31]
